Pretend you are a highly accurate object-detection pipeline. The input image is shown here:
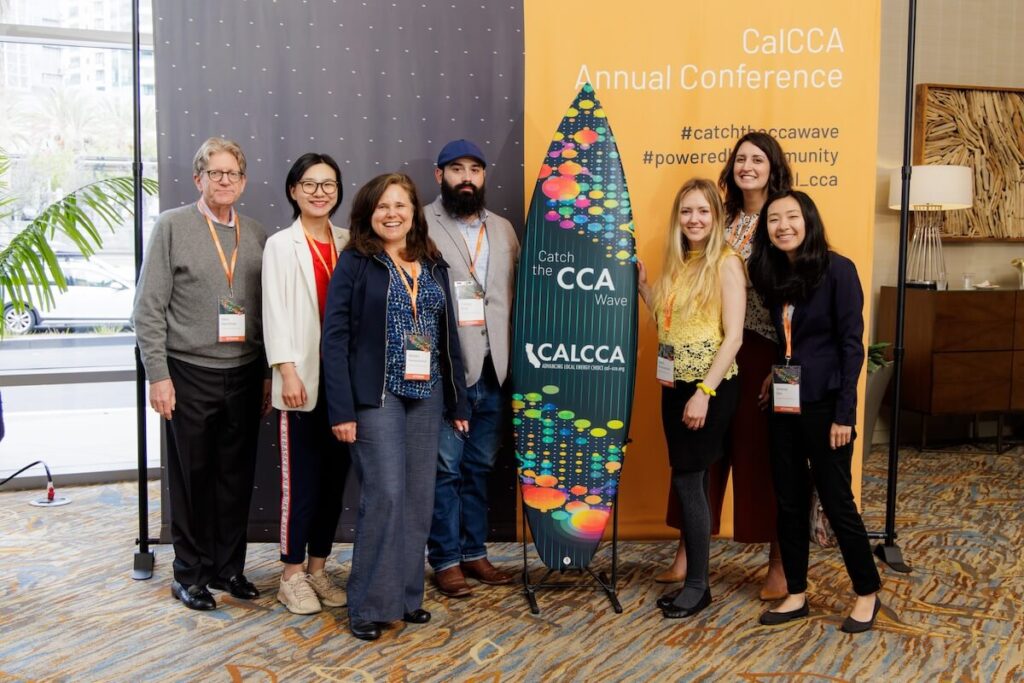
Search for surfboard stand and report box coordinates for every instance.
[520,497,622,615]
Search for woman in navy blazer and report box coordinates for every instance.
[321,172,469,641]
[748,190,885,634]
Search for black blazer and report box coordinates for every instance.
[321,249,469,425]
[768,252,864,426]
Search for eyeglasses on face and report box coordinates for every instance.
[298,180,339,195]
[203,169,245,183]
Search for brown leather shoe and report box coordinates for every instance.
[434,566,473,597]
[461,557,516,586]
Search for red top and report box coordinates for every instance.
[307,238,335,321]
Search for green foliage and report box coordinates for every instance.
[0,149,158,325]
[867,342,892,374]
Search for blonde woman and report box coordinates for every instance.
[638,178,746,618]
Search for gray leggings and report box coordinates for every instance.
[670,468,712,608]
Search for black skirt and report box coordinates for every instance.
[661,376,740,472]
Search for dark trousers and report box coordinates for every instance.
[165,357,264,587]
[768,399,881,596]
[279,381,351,564]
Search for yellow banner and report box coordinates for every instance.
[525,0,882,539]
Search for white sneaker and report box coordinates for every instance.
[277,573,321,615]
[307,570,347,607]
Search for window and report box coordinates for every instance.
[0,0,160,481]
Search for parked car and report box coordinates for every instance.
[2,256,135,334]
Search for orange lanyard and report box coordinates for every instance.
[662,291,677,335]
[782,303,795,363]
[727,212,757,254]
[390,256,421,326]
[467,222,487,280]
[303,227,337,276]
[205,216,240,293]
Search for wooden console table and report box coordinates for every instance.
[877,287,1022,451]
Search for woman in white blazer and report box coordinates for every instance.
[262,153,351,615]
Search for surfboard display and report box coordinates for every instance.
[512,83,638,571]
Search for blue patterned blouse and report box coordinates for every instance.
[383,257,444,398]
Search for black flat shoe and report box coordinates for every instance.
[840,597,882,634]
[209,574,260,600]
[402,609,431,624]
[656,590,681,610]
[758,602,809,626]
[350,617,382,641]
[171,580,216,611]
[662,589,711,619]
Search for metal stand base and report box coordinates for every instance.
[28,496,71,507]
[132,549,155,580]
[522,565,622,615]
[874,542,912,574]
[520,491,621,615]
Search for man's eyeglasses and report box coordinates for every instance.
[299,180,339,195]
[203,169,245,183]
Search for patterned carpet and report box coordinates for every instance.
[1,444,1022,682]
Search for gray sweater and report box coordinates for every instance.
[133,203,267,382]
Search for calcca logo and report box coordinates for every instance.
[525,342,625,368]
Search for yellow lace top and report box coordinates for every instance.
[656,256,739,383]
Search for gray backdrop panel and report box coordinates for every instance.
[152,0,524,544]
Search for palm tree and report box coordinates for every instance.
[0,148,158,334]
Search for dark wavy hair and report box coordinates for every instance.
[345,172,440,262]
[718,131,793,219]
[285,152,343,220]
[748,190,831,306]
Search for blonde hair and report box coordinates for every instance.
[650,178,733,324]
[192,137,247,176]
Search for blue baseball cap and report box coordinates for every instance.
[437,139,487,168]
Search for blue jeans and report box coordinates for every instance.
[347,387,441,622]
[427,359,504,571]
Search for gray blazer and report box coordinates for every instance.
[425,195,519,387]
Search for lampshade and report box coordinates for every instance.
[888,165,973,210]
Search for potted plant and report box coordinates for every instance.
[863,341,894,461]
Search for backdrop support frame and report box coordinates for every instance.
[868,0,916,575]
[130,0,158,581]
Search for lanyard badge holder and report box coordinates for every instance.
[456,223,487,327]
[393,257,431,381]
[206,216,246,343]
[656,292,677,387]
[772,303,801,414]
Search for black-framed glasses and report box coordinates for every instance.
[203,169,245,183]
[299,180,339,195]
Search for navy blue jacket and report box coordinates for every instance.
[322,249,469,425]
[769,252,865,426]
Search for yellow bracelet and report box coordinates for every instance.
[697,382,716,397]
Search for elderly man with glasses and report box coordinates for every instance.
[134,137,271,611]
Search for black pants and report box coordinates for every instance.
[768,398,881,596]
[165,357,264,586]
[278,380,350,564]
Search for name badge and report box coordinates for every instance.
[772,364,801,414]
[218,297,246,343]
[455,280,485,327]
[404,333,432,381]
[656,343,675,387]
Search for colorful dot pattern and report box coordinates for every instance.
[514,384,627,546]
[538,83,636,265]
